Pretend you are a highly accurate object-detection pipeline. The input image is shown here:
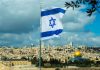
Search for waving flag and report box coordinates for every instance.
[41,8,66,40]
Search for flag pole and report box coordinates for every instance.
[39,0,42,70]
[39,40,42,70]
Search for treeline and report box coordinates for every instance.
[29,57,100,67]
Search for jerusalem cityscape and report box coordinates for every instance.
[0,42,100,70]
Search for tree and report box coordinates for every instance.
[1,56,8,60]
[36,57,44,67]
[65,0,100,16]
[21,56,28,60]
[31,57,38,64]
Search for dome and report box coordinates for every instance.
[74,51,82,57]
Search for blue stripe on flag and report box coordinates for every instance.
[41,8,66,17]
[41,29,63,37]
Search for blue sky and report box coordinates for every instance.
[0,0,100,47]
[85,13,100,36]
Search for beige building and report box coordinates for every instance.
[2,59,31,67]
[0,60,32,70]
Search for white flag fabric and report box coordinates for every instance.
[41,7,66,40]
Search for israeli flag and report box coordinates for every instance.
[41,7,66,40]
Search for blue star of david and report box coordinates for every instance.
[49,17,56,28]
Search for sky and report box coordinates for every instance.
[0,0,100,47]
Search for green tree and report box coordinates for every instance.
[31,57,38,64]
[1,56,8,60]
[65,0,100,16]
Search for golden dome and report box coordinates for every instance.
[74,51,81,57]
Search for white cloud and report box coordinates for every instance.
[59,32,100,47]
[0,0,40,33]
[0,31,40,46]
[88,37,100,44]
[62,7,95,31]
